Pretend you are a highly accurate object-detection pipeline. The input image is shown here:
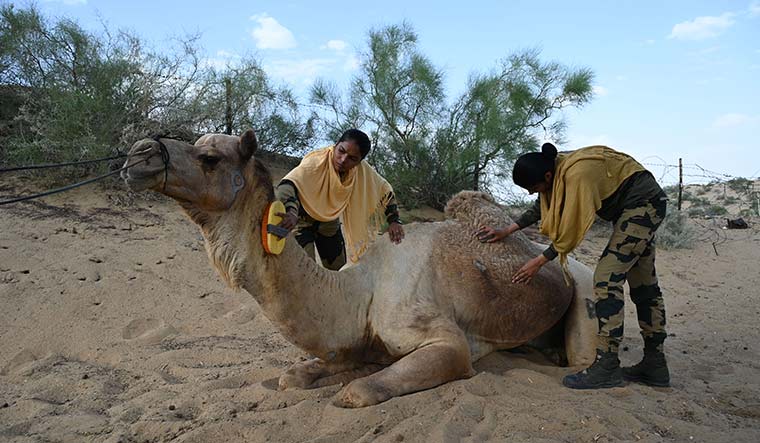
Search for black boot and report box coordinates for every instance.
[563,351,624,389]
[623,350,670,387]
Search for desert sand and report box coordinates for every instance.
[1,171,759,443]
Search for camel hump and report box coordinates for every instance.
[444,190,515,227]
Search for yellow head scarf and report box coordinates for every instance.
[283,146,393,263]
[539,146,645,272]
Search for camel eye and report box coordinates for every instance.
[198,154,221,168]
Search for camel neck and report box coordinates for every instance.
[197,187,373,360]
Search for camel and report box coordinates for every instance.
[121,129,598,408]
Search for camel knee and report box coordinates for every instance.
[408,341,474,382]
[442,343,475,379]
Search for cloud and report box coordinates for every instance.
[202,50,242,70]
[669,13,735,40]
[323,40,348,51]
[343,53,360,71]
[250,14,296,50]
[750,1,760,17]
[645,39,656,45]
[265,58,335,86]
[711,113,760,128]
[592,85,609,97]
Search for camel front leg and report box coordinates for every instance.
[279,358,353,389]
[279,358,384,390]
[334,338,474,408]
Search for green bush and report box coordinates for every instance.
[707,205,728,216]
[658,210,696,250]
[688,196,710,207]
[727,178,751,193]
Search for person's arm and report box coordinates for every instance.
[476,198,539,243]
[514,197,541,229]
[384,192,400,225]
[274,180,300,233]
[384,192,404,244]
[542,244,558,261]
[511,198,558,284]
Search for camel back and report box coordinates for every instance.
[433,191,573,346]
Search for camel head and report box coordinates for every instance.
[121,129,268,213]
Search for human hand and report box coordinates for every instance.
[388,221,405,244]
[511,255,549,284]
[475,225,507,243]
[275,209,298,236]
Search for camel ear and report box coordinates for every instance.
[239,129,258,162]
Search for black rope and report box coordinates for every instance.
[0,138,172,206]
[0,153,128,173]
[153,136,171,192]
[0,157,149,206]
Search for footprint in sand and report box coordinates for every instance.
[209,300,258,324]
[1,349,38,375]
[122,318,178,344]
[223,304,258,325]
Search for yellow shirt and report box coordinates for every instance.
[282,146,393,263]
[539,146,645,264]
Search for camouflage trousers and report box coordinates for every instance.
[594,199,668,354]
[294,217,347,271]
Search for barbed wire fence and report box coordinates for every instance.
[641,158,760,219]
[640,158,760,256]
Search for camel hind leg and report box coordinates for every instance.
[333,334,474,408]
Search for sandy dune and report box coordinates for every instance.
[1,177,759,442]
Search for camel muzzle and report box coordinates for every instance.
[121,138,171,191]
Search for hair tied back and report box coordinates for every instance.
[541,142,558,159]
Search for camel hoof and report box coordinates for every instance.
[278,358,325,390]
[278,373,308,390]
[333,379,391,408]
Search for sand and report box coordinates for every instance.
[1,175,759,443]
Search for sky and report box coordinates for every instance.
[28,0,760,187]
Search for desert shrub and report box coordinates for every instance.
[688,197,710,207]
[696,187,707,196]
[707,205,728,216]
[662,185,679,199]
[723,196,738,205]
[658,210,696,249]
[727,178,751,193]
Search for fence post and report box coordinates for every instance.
[678,158,683,211]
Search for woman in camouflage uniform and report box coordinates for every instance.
[477,142,670,389]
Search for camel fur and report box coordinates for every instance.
[121,130,597,408]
